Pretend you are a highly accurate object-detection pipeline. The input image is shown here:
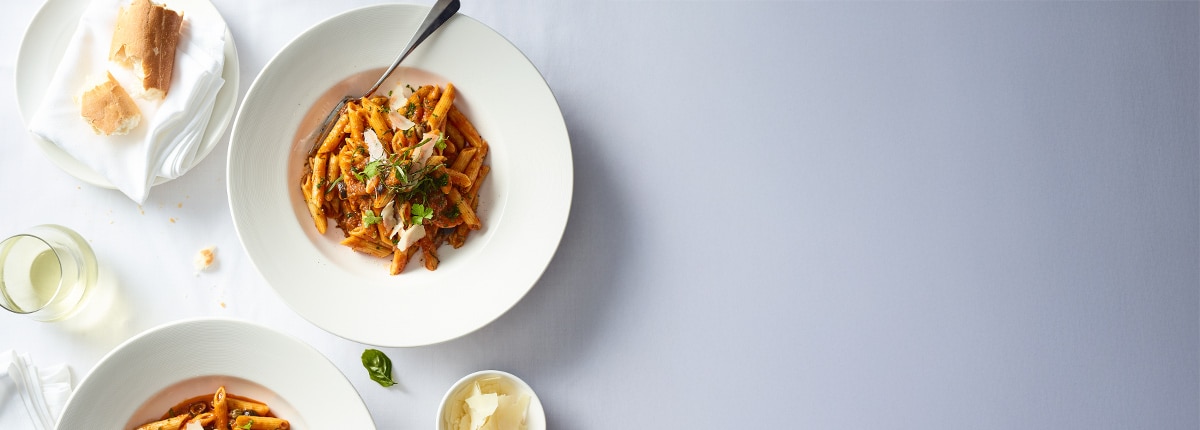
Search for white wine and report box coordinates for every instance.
[0,225,96,321]
[0,237,61,312]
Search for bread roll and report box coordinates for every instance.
[81,72,142,135]
[109,0,183,101]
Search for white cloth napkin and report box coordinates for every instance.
[0,351,73,430]
[28,0,227,203]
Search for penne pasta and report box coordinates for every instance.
[301,82,488,275]
[132,386,289,430]
[226,397,270,417]
[213,386,229,430]
[317,113,348,154]
[233,415,290,430]
[135,414,188,430]
[429,82,455,131]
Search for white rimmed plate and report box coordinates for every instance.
[228,4,572,347]
[56,318,375,429]
[15,0,240,188]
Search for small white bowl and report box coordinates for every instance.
[437,370,546,430]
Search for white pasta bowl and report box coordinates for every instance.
[227,4,572,347]
[55,318,375,429]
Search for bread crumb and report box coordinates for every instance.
[194,246,216,271]
[219,301,226,308]
[178,202,183,208]
[169,217,176,223]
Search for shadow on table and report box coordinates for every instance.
[415,93,632,411]
[53,255,137,352]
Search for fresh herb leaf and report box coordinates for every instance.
[361,349,397,387]
[388,90,393,97]
[405,102,416,117]
[363,209,383,227]
[393,163,409,183]
[363,160,383,179]
[411,204,434,226]
[434,173,449,187]
[406,84,416,93]
[326,176,343,193]
[241,420,253,430]
[435,137,447,151]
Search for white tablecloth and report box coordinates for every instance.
[1,1,1196,428]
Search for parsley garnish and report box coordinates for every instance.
[411,204,434,226]
[363,160,383,178]
[241,420,253,430]
[363,209,382,227]
[435,137,446,150]
[405,102,416,117]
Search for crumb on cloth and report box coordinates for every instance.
[194,246,217,271]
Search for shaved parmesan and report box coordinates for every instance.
[388,111,415,131]
[491,394,530,430]
[465,383,498,430]
[388,82,415,110]
[413,131,440,168]
[392,224,426,250]
[385,83,417,136]
[184,421,204,430]
[365,129,384,162]
[451,380,529,430]
[380,201,398,233]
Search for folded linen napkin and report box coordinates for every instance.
[29,0,226,203]
[0,351,73,430]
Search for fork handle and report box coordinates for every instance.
[363,0,461,98]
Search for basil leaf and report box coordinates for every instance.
[361,349,396,387]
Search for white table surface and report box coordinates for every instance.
[2,1,1197,428]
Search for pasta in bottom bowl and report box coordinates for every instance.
[127,378,293,430]
[56,318,374,429]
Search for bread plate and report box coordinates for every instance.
[15,0,239,188]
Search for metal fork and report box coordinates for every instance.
[308,0,461,156]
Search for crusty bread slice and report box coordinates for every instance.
[109,0,183,101]
[81,72,142,135]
